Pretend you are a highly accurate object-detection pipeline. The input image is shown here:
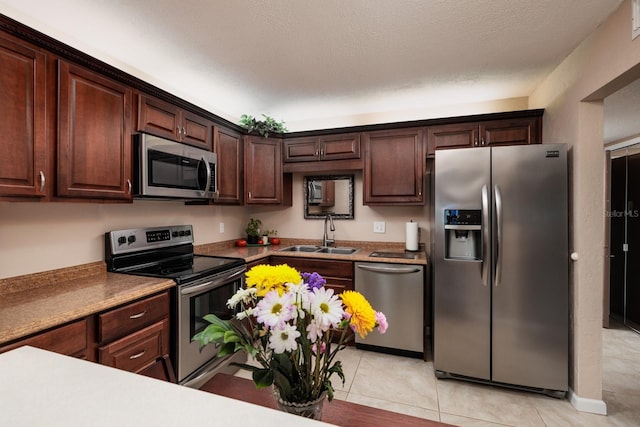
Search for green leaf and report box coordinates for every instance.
[273,353,294,379]
[223,330,241,343]
[253,368,274,388]
[216,342,237,357]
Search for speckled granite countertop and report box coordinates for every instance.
[196,238,428,266]
[0,240,426,346]
[0,262,175,346]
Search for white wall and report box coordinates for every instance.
[0,173,429,279]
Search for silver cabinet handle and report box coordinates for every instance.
[129,350,146,360]
[494,185,503,287]
[129,310,146,319]
[127,179,132,194]
[356,264,421,274]
[481,185,489,287]
[248,191,252,200]
[39,171,45,192]
[182,126,187,136]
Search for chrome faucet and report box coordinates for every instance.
[323,214,335,247]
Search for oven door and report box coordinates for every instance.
[135,133,218,200]
[176,265,245,387]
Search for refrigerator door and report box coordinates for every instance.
[491,144,568,391]
[434,147,492,380]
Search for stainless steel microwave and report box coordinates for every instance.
[133,133,218,200]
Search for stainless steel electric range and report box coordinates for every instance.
[105,225,246,388]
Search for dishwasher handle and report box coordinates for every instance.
[356,264,422,274]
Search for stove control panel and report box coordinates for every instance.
[106,225,194,255]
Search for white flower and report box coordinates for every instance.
[227,287,257,309]
[254,290,295,329]
[235,307,254,320]
[287,281,311,318]
[268,323,301,354]
[308,287,344,330]
[306,317,323,342]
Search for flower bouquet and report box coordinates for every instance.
[193,264,387,409]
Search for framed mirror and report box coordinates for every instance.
[304,175,354,219]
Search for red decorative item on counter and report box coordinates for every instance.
[270,238,281,245]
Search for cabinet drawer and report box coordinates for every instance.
[98,291,169,343]
[271,256,353,279]
[0,319,89,358]
[99,319,169,374]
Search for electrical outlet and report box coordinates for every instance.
[219,222,224,233]
[373,221,386,233]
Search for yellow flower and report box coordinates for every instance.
[245,264,302,297]
[340,291,376,338]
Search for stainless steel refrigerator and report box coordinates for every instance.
[433,144,568,396]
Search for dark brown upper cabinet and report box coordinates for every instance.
[213,125,244,205]
[363,127,425,205]
[57,60,133,201]
[136,94,213,150]
[427,116,541,156]
[244,136,291,205]
[283,133,362,173]
[0,34,48,200]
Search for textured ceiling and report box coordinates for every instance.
[0,0,625,131]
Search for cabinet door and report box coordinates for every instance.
[0,35,47,198]
[57,61,132,200]
[0,319,90,359]
[427,122,478,155]
[363,127,425,205]
[136,94,181,141]
[270,256,353,294]
[320,133,360,161]
[244,136,283,204]
[481,117,540,147]
[181,110,213,150]
[213,126,244,204]
[283,137,319,162]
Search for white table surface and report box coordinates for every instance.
[0,346,334,426]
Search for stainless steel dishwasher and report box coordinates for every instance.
[354,262,424,357]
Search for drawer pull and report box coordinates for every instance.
[129,310,147,320]
[129,350,146,360]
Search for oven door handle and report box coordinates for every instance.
[180,269,244,296]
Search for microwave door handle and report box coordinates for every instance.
[198,156,212,195]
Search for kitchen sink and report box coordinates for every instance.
[277,245,358,255]
[317,247,358,255]
[278,245,322,252]
[369,251,418,260]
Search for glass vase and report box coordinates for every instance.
[273,388,327,420]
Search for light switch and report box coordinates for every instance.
[219,222,225,233]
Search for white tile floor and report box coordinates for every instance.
[234,322,640,426]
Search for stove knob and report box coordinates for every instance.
[117,236,126,245]
[172,231,179,238]
[127,235,136,244]
[179,230,185,236]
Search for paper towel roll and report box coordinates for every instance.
[405,221,419,251]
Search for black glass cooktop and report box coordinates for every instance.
[120,254,245,284]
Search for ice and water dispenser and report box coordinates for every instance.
[444,209,482,260]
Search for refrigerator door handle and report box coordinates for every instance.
[494,185,503,287]
[481,185,489,287]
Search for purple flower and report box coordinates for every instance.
[302,272,326,290]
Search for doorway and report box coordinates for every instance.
[607,146,640,333]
